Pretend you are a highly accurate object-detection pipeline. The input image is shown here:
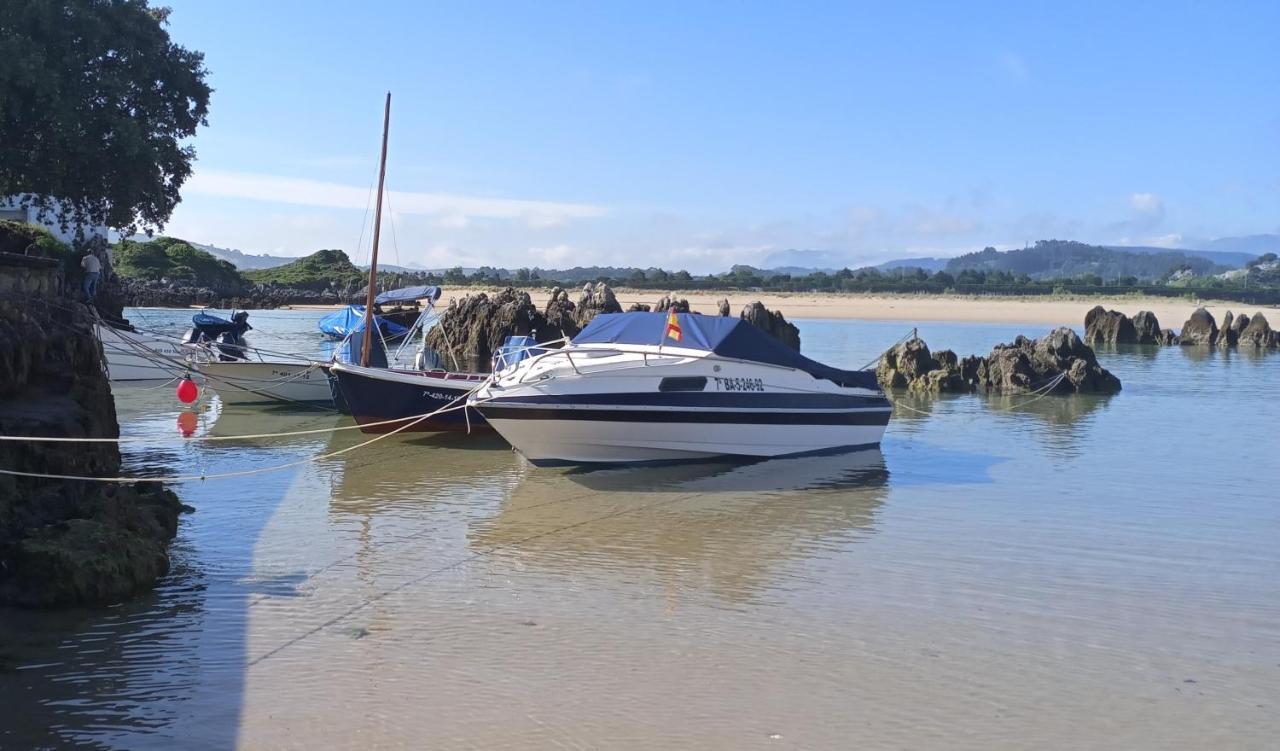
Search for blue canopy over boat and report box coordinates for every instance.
[572,312,879,390]
[318,305,410,340]
[375,285,440,306]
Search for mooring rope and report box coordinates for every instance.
[0,372,499,481]
[883,370,1070,417]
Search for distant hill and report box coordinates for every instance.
[1200,234,1280,257]
[876,256,948,272]
[1104,245,1253,268]
[945,240,1227,281]
[114,236,245,294]
[761,249,843,271]
[242,249,365,290]
[126,236,299,270]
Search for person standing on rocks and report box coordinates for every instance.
[80,249,102,302]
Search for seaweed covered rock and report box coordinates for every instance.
[1131,310,1165,344]
[1084,306,1137,345]
[0,251,185,607]
[875,327,1120,395]
[654,295,690,313]
[874,338,966,393]
[424,288,548,372]
[1217,311,1239,348]
[1238,312,1276,348]
[1179,307,1218,346]
[1229,311,1250,340]
[740,301,800,352]
[574,282,622,329]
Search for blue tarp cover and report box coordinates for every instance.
[375,285,441,305]
[318,305,410,339]
[571,312,879,390]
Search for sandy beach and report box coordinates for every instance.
[291,290,1280,329]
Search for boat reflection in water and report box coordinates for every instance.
[470,449,890,604]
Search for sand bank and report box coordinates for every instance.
[273,290,1278,328]
[415,289,1278,328]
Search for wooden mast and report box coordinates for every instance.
[360,91,392,367]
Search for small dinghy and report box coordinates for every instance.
[184,310,252,360]
[469,311,893,466]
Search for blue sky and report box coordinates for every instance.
[160,1,1280,271]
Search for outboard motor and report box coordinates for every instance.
[187,310,252,359]
[215,330,247,361]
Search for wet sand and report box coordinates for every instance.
[285,291,1280,328]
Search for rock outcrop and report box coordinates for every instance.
[1179,308,1218,346]
[573,282,622,329]
[1229,311,1250,340]
[876,328,1121,395]
[1131,311,1168,344]
[654,295,691,313]
[1238,312,1277,348]
[739,302,801,351]
[1217,311,1239,348]
[0,252,185,607]
[1084,306,1138,345]
[424,288,548,371]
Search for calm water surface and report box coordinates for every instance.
[1,307,1277,749]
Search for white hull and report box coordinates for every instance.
[97,324,193,381]
[486,415,887,466]
[472,337,891,466]
[197,360,332,406]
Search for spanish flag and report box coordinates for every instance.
[665,310,683,342]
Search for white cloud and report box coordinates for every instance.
[528,244,576,265]
[184,169,607,228]
[1129,192,1165,216]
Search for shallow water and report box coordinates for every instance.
[1,309,1278,749]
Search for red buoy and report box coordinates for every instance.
[176,377,199,404]
[177,411,198,437]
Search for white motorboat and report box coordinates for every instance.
[197,359,333,406]
[469,311,892,465]
[96,322,194,381]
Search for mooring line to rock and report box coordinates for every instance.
[0,380,500,482]
[882,370,1070,419]
[856,327,919,372]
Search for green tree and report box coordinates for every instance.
[0,1,211,235]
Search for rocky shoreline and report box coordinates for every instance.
[1083,305,1278,348]
[0,253,187,607]
[114,277,368,309]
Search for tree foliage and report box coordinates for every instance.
[114,236,243,292]
[0,0,211,235]
[241,249,365,290]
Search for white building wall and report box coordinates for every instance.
[0,195,108,246]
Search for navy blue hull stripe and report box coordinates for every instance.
[524,442,884,467]
[478,406,891,426]
[332,369,487,431]
[485,392,889,410]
